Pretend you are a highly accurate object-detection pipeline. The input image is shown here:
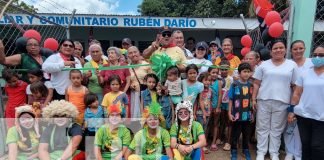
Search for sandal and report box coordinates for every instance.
[216,139,224,145]
[223,143,231,151]
[210,144,218,151]
[203,147,210,154]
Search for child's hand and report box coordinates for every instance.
[85,70,92,78]
[252,100,257,111]
[228,113,236,122]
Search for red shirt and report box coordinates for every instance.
[4,80,28,127]
[100,62,131,95]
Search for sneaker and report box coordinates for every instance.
[284,154,293,160]
[271,155,280,160]
[256,154,265,160]
[223,143,231,151]
[243,149,251,160]
[231,149,237,160]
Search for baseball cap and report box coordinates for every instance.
[209,41,219,47]
[122,38,132,45]
[160,26,172,34]
[196,41,208,50]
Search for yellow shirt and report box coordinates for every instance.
[102,91,125,109]
[152,46,187,65]
[214,55,241,76]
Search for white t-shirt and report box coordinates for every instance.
[26,81,53,95]
[294,69,324,121]
[184,48,193,59]
[253,59,299,104]
[42,53,82,95]
[186,58,213,75]
[296,58,313,77]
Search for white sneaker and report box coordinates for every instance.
[256,154,264,160]
[284,154,293,160]
[271,155,280,160]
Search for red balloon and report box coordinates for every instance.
[269,22,284,38]
[44,38,59,51]
[23,29,42,42]
[241,47,251,57]
[241,35,253,47]
[265,11,281,26]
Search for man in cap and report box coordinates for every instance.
[143,26,187,71]
[122,38,133,50]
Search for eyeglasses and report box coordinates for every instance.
[62,44,74,48]
[312,53,324,57]
[74,48,82,51]
[162,32,172,37]
[178,111,189,115]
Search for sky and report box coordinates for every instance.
[23,0,142,15]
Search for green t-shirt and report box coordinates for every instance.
[6,127,40,160]
[83,62,103,94]
[128,127,170,160]
[20,53,46,82]
[170,121,204,145]
[94,124,131,159]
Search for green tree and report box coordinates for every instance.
[138,0,252,17]
[1,0,38,13]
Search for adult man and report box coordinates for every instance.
[172,30,193,59]
[143,26,186,71]
[121,38,133,50]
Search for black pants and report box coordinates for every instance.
[231,121,250,150]
[297,116,324,160]
[53,89,65,100]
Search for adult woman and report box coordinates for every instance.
[83,44,107,103]
[99,47,131,95]
[288,46,324,160]
[42,39,82,100]
[186,41,213,75]
[284,40,313,160]
[213,38,241,76]
[125,102,173,160]
[127,46,152,118]
[38,100,84,160]
[252,39,299,160]
[6,105,41,160]
[291,40,314,75]
[0,38,47,82]
[94,104,131,159]
[170,100,207,160]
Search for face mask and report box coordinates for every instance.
[312,57,324,67]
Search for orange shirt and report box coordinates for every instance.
[214,54,241,76]
[67,86,87,125]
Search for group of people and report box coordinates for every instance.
[0,26,323,160]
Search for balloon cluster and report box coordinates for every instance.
[15,29,60,57]
[240,35,252,56]
[253,0,285,44]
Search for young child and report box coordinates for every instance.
[219,59,234,151]
[197,72,213,153]
[208,67,223,151]
[164,66,182,104]
[29,81,49,117]
[156,83,174,130]
[26,68,53,106]
[102,75,128,118]
[84,92,106,135]
[2,69,28,128]
[182,64,204,115]
[140,73,159,111]
[66,69,89,125]
[228,63,253,160]
[83,92,106,159]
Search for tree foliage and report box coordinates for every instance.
[138,0,253,17]
[2,0,38,13]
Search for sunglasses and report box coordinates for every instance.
[162,32,172,37]
[313,53,324,57]
[62,43,74,48]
